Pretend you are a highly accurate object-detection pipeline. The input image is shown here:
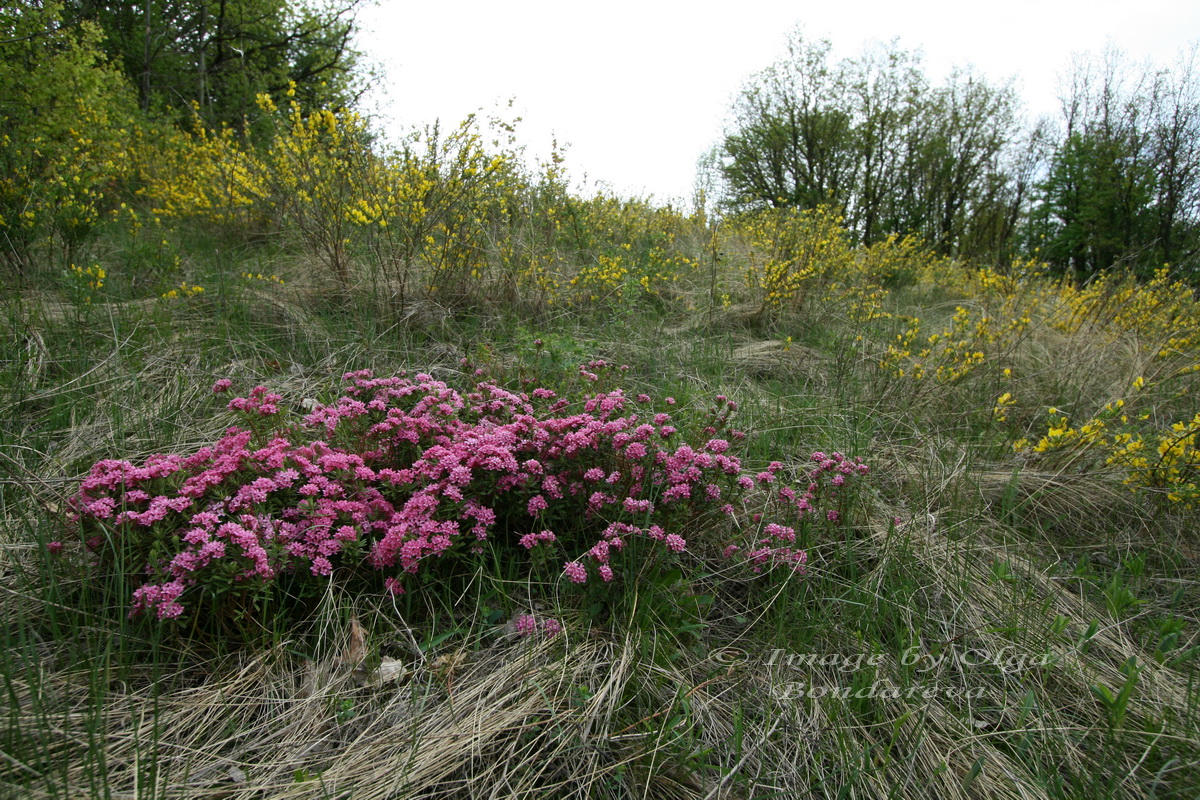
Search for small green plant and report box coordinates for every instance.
[1104,571,1142,618]
[1091,657,1140,731]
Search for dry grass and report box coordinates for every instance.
[4,261,1200,798]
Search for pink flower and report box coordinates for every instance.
[662,483,691,501]
[527,495,549,516]
[764,523,795,543]
[598,565,614,582]
[212,378,232,393]
[542,618,562,636]
[563,561,588,583]
[664,533,686,553]
[514,614,538,637]
[623,497,652,514]
[520,530,556,549]
[47,541,64,556]
[587,491,611,511]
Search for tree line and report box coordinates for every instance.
[1,0,362,136]
[1,0,366,272]
[710,31,1200,280]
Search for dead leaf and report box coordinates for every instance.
[341,616,366,666]
[368,657,408,686]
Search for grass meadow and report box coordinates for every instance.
[2,154,1200,799]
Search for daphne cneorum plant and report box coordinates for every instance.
[65,362,870,627]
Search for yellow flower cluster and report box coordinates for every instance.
[241,272,285,285]
[161,282,204,299]
[1020,403,1117,455]
[569,253,628,301]
[67,262,106,304]
[142,118,268,229]
[1,103,134,270]
[993,392,1016,422]
[939,261,1200,367]
[1102,407,1200,507]
[1010,375,1199,509]
[736,206,852,315]
[879,306,1027,384]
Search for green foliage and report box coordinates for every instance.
[1027,47,1200,278]
[719,30,1022,262]
[0,1,140,273]
[63,0,365,130]
[722,32,1200,277]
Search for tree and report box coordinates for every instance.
[719,35,855,215]
[897,68,1020,256]
[0,1,137,144]
[716,30,1025,260]
[1028,46,1200,278]
[63,0,366,130]
[840,39,924,245]
[1149,45,1200,270]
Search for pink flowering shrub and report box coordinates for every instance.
[68,364,870,622]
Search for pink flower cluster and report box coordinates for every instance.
[69,368,869,620]
[513,613,562,637]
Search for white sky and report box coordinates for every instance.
[357,0,1200,203]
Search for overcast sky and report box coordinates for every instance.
[357,0,1200,203]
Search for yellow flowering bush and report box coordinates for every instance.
[878,305,1029,384]
[556,194,699,307]
[1118,413,1200,507]
[65,262,106,306]
[354,116,513,304]
[1,103,136,273]
[1011,376,1200,510]
[733,205,854,316]
[1,3,140,275]
[141,117,269,233]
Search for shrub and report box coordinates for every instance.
[66,366,870,630]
